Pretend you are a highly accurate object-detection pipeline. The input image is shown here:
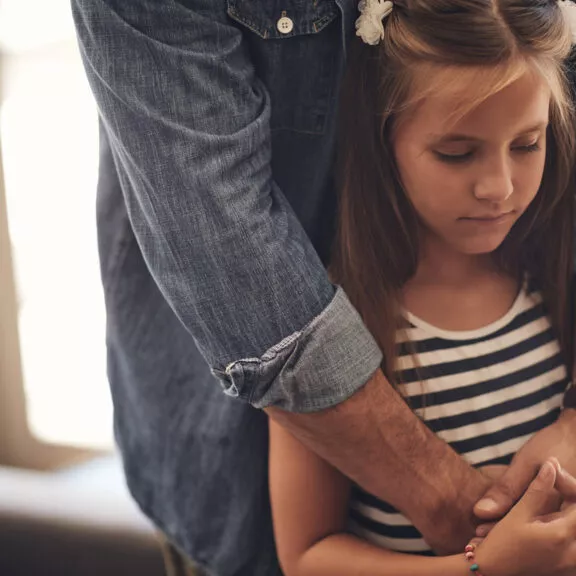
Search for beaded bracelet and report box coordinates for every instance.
[464,543,484,575]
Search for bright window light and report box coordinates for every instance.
[1,0,113,449]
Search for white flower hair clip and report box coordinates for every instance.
[356,0,394,45]
[559,0,576,43]
[356,0,576,46]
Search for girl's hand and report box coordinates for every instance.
[475,409,576,521]
[474,459,576,576]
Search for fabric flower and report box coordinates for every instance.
[559,0,576,43]
[356,0,394,45]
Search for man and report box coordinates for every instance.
[71,1,576,574]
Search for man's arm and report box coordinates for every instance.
[268,370,488,554]
[71,0,380,411]
[72,0,482,552]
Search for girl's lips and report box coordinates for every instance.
[460,211,514,223]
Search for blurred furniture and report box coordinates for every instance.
[0,455,166,576]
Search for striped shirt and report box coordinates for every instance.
[348,280,570,554]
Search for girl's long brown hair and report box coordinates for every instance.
[330,0,576,385]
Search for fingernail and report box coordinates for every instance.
[539,461,554,482]
[476,525,488,537]
[476,498,498,513]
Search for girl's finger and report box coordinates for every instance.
[475,522,496,538]
[466,536,484,549]
[538,500,576,535]
[552,459,576,502]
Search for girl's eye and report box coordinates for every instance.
[434,141,541,164]
[513,142,541,154]
[434,151,474,164]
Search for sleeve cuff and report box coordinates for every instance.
[216,286,383,413]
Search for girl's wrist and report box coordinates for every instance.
[466,542,501,576]
[464,543,486,575]
[439,553,485,576]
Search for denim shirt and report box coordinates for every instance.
[72,1,382,574]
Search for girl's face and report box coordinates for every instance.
[393,71,551,256]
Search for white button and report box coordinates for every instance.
[277,16,294,34]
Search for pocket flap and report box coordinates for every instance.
[227,0,338,39]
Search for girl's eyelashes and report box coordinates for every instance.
[433,140,542,164]
[433,151,473,163]
[513,142,541,153]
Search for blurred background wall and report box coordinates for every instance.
[0,2,166,574]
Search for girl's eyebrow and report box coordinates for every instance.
[430,121,549,144]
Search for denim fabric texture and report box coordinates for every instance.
[71,0,382,574]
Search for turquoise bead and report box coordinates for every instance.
[470,564,480,572]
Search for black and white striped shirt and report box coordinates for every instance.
[348,281,570,554]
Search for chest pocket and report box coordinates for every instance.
[227,0,340,134]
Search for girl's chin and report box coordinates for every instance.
[452,235,509,255]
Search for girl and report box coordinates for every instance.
[269,0,576,574]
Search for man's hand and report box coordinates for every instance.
[474,409,576,534]
[479,464,508,482]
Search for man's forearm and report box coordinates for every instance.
[266,369,489,555]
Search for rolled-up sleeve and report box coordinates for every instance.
[72,0,382,412]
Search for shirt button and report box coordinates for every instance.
[277,15,294,34]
